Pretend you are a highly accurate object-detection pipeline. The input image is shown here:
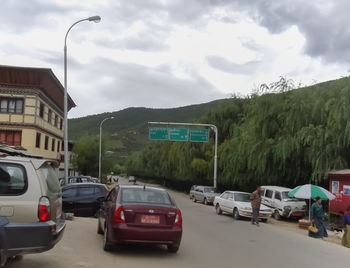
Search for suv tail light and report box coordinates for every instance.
[174,209,182,227]
[113,206,125,223]
[38,197,51,222]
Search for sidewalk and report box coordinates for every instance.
[268,218,343,245]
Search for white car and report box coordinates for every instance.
[214,191,272,222]
[261,186,307,220]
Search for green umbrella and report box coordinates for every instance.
[288,184,335,220]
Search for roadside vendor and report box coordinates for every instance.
[309,196,328,239]
[342,206,350,248]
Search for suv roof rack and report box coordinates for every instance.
[0,144,43,159]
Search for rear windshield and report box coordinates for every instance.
[121,188,173,205]
[204,187,219,193]
[234,193,250,202]
[0,163,27,195]
[39,164,61,193]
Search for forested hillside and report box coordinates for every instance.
[126,77,350,191]
[69,99,230,155]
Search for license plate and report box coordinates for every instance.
[141,215,160,224]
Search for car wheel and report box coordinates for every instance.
[233,208,240,220]
[204,198,208,205]
[274,210,281,220]
[97,218,103,235]
[167,244,180,253]
[193,196,196,202]
[216,204,222,215]
[261,218,268,223]
[103,225,113,251]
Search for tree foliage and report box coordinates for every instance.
[71,135,113,177]
[126,77,350,191]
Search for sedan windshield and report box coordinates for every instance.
[121,188,173,205]
[234,193,250,202]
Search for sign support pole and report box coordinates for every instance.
[149,122,218,188]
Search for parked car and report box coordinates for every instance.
[261,186,307,220]
[192,185,221,205]
[214,191,272,222]
[62,183,108,217]
[189,185,197,200]
[128,176,136,183]
[97,185,183,253]
[0,153,65,266]
[59,175,94,186]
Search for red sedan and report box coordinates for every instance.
[97,185,183,253]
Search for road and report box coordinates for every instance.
[5,180,349,268]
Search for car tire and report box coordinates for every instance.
[167,244,180,253]
[103,225,113,251]
[97,219,103,235]
[216,204,222,215]
[193,197,196,202]
[274,210,281,221]
[233,208,240,220]
[204,198,208,205]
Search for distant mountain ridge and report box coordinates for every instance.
[68,99,232,156]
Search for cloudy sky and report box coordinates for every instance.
[1,0,349,118]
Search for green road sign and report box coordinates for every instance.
[149,127,168,140]
[190,129,209,142]
[169,128,188,141]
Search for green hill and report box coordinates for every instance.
[68,99,232,156]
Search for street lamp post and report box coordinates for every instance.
[63,16,101,185]
[99,117,114,179]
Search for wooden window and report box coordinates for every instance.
[0,98,24,114]
[61,140,64,151]
[51,138,55,152]
[48,109,52,124]
[55,115,58,128]
[44,136,49,150]
[39,102,44,118]
[35,132,41,148]
[57,140,60,152]
[0,130,22,146]
[59,118,63,130]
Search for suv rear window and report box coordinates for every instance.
[0,163,27,195]
[121,188,173,205]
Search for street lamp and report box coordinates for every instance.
[99,117,114,179]
[63,16,101,185]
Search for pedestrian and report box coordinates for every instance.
[342,206,350,248]
[309,196,328,239]
[250,186,262,226]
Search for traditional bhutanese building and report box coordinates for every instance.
[0,65,76,161]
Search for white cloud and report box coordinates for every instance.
[0,0,349,118]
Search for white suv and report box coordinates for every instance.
[261,186,306,220]
[0,149,65,266]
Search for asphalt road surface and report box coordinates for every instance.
[5,180,349,268]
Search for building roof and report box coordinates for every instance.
[328,169,350,175]
[261,186,292,191]
[0,65,76,111]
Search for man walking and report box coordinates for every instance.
[250,186,262,226]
